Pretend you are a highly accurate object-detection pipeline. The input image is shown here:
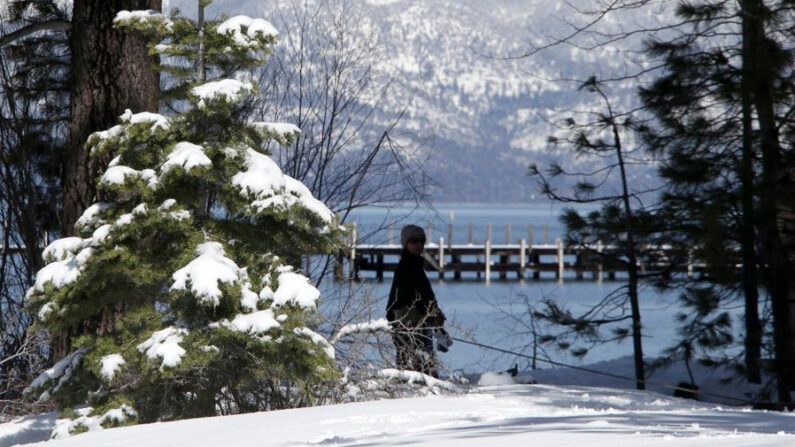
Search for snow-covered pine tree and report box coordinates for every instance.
[23,4,342,437]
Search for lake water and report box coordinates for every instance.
[318,203,712,376]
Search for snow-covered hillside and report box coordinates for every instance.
[167,0,673,201]
[4,380,794,447]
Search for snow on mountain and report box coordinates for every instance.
[167,0,673,201]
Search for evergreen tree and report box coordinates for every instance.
[639,1,765,385]
[512,0,791,403]
[529,78,676,390]
[23,5,342,437]
[640,0,794,401]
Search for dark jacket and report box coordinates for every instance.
[386,249,444,327]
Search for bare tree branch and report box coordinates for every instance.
[0,19,70,48]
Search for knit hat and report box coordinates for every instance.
[400,224,426,248]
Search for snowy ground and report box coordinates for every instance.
[2,357,794,447]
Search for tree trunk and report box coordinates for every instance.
[739,8,762,384]
[55,0,161,359]
[610,103,645,390]
[742,0,794,403]
[62,0,161,236]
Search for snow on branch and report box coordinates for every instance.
[100,354,126,381]
[75,203,110,230]
[272,271,320,309]
[330,318,391,344]
[217,309,281,335]
[294,327,335,359]
[283,176,335,223]
[92,124,124,144]
[171,242,242,306]
[377,369,459,392]
[113,9,173,32]
[89,109,170,156]
[42,237,84,262]
[252,122,300,137]
[100,165,159,190]
[231,147,335,224]
[24,349,87,401]
[216,15,278,47]
[28,246,94,296]
[232,147,286,197]
[137,327,187,369]
[192,79,254,108]
[120,109,170,131]
[161,142,212,174]
[251,122,301,145]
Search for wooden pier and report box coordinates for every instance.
[338,240,627,282]
[334,223,700,283]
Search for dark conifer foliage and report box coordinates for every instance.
[640,0,794,402]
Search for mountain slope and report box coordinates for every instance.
[170,0,672,201]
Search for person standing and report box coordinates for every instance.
[385,225,450,377]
